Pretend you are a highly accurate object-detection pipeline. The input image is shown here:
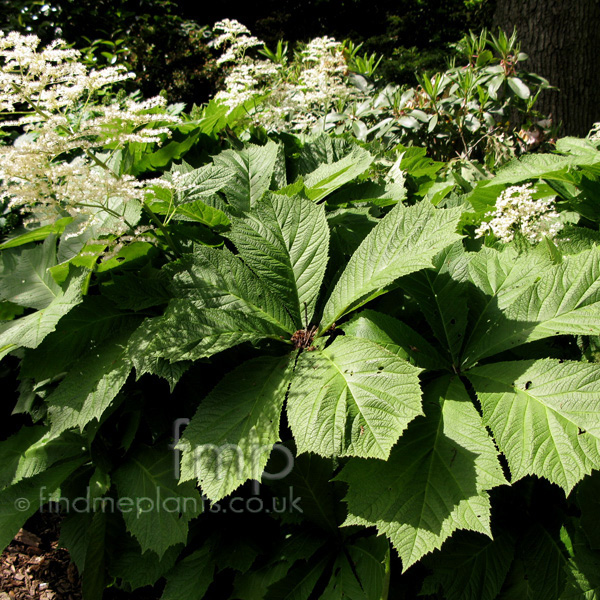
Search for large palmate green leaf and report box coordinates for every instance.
[0,270,85,360]
[113,446,202,558]
[462,246,600,368]
[468,359,600,493]
[421,532,515,600]
[287,336,423,460]
[303,146,374,202]
[47,331,134,435]
[337,376,506,570]
[0,235,61,309]
[400,242,470,365]
[128,301,289,378]
[227,193,329,326]
[320,202,462,331]
[340,309,450,371]
[213,141,279,211]
[458,246,554,365]
[170,247,296,334]
[466,246,552,310]
[179,354,294,501]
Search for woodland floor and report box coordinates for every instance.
[0,514,80,600]
[0,513,163,600]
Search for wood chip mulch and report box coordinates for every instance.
[1,513,81,600]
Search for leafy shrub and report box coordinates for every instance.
[207,20,369,134]
[210,22,554,169]
[1,30,600,600]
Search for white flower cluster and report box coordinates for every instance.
[588,122,600,142]
[0,32,132,113]
[216,61,280,110]
[210,20,361,133]
[300,36,342,62]
[209,19,262,65]
[0,31,181,242]
[284,36,351,124]
[475,183,564,243]
[262,41,351,132]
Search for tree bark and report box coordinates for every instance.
[493,0,600,136]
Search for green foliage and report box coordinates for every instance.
[287,336,423,459]
[179,355,294,500]
[323,28,554,166]
[468,360,600,493]
[2,29,600,600]
[226,192,330,326]
[338,376,506,570]
[113,446,202,557]
[0,269,85,359]
[320,201,462,330]
[420,532,515,600]
[161,546,215,600]
[213,142,280,211]
[210,22,553,168]
[0,236,62,310]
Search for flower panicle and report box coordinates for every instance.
[0,31,183,238]
[209,20,357,133]
[475,183,564,244]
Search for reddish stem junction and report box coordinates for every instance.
[291,325,318,351]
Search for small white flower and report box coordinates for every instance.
[209,19,262,65]
[475,183,564,243]
[588,122,600,142]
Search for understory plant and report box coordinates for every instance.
[335,28,555,166]
[210,22,554,169]
[1,31,600,600]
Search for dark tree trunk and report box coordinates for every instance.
[493,0,600,136]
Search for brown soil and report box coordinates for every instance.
[0,514,81,600]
